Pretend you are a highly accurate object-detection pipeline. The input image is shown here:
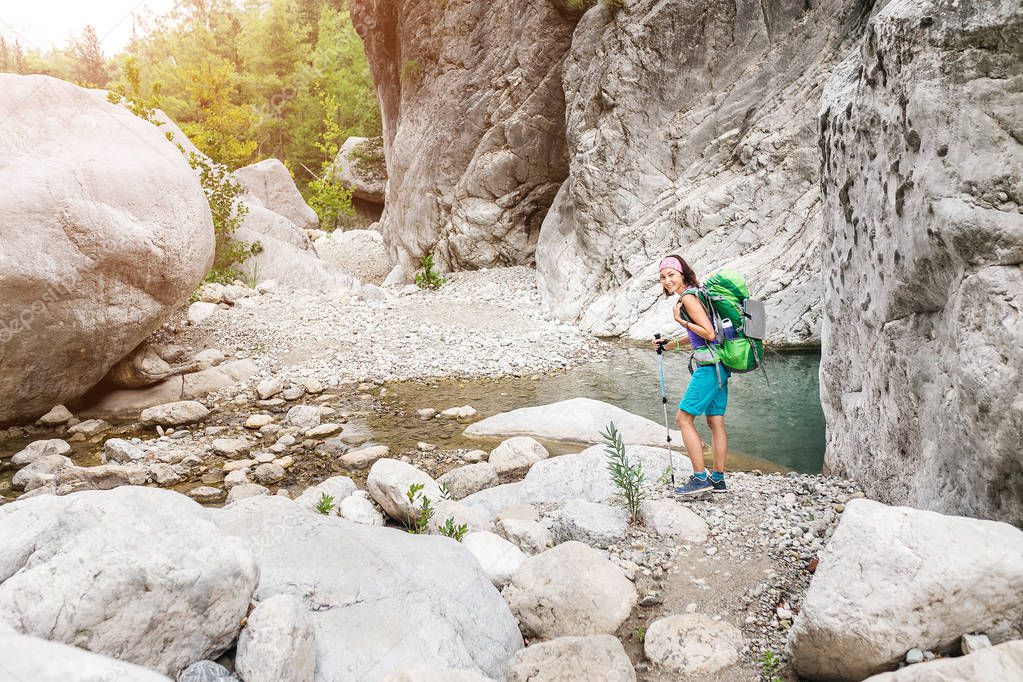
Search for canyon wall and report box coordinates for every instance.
[819,0,1023,524]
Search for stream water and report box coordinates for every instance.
[374,344,826,474]
[0,345,825,502]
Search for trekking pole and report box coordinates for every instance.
[653,334,676,487]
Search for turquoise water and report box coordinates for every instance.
[381,345,826,474]
[568,345,826,473]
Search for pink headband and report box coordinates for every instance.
[659,257,683,273]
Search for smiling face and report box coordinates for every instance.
[659,267,685,295]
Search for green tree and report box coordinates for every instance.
[68,25,110,87]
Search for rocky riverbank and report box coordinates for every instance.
[165,266,610,386]
[3,397,1020,681]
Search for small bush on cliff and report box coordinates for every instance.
[400,59,423,85]
[415,254,447,290]
[186,151,261,284]
[349,137,386,181]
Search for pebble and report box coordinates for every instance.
[905,648,924,664]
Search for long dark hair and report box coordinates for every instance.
[661,254,700,296]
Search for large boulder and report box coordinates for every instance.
[349,0,578,275]
[818,0,1023,525]
[462,444,690,523]
[862,640,1023,682]
[506,635,636,682]
[234,158,318,229]
[0,629,173,681]
[786,499,1023,681]
[0,74,214,425]
[644,613,743,676]
[548,499,628,549]
[209,495,524,680]
[236,594,317,682]
[0,487,258,675]
[315,228,392,285]
[488,437,549,478]
[536,0,873,344]
[502,541,637,639]
[464,398,682,446]
[367,458,443,524]
[234,222,359,295]
[331,136,387,204]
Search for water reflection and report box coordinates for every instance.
[376,344,826,473]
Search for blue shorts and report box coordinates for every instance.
[679,364,730,416]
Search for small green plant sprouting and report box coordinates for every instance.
[601,420,645,524]
[400,59,422,84]
[657,466,673,486]
[315,493,336,515]
[415,253,447,290]
[634,626,645,643]
[758,650,783,682]
[404,483,435,534]
[439,482,453,501]
[439,517,468,541]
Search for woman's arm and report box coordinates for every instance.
[680,294,716,342]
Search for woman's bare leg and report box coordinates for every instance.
[706,414,728,473]
[675,409,706,473]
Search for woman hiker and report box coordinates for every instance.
[655,254,729,496]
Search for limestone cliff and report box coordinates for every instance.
[819,0,1023,524]
[350,0,581,276]
[537,0,876,344]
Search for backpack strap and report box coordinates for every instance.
[679,287,724,388]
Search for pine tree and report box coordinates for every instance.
[69,25,109,87]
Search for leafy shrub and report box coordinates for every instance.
[758,650,783,682]
[315,493,336,515]
[109,81,260,284]
[349,136,386,180]
[106,57,161,123]
[306,89,356,232]
[601,421,644,523]
[404,483,435,534]
[415,253,446,290]
[307,173,354,233]
[186,151,261,284]
[439,517,468,541]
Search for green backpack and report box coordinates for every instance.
[680,269,768,382]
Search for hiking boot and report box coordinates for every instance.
[709,474,727,493]
[674,474,713,497]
